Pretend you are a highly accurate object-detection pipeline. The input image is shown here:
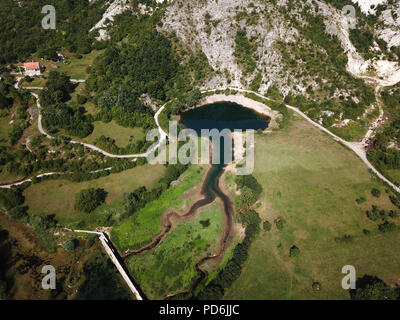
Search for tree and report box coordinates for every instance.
[350,275,398,300]
[74,188,108,213]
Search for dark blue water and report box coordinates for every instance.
[181,101,269,132]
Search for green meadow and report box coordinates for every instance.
[23,164,166,227]
[126,202,223,299]
[111,165,206,251]
[224,113,400,299]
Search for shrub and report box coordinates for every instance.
[371,188,381,198]
[275,217,285,230]
[334,234,353,243]
[77,94,88,105]
[378,221,397,233]
[363,229,371,235]
[356,196,366,204]
[63,238,77,251]
[366,205,380,221]
[263,220,272,231]
[312,282,321,291]
[289,245,300,258]
[389,210,399,219]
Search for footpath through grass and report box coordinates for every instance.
[224,113,400,299]
[111,165,206,251]
[126,202,223,299]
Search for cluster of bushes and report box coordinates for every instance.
[0,82,32,145]
[74,188,108,213]
[40,71,93,138]
[92,85,156,130]
[93,135,151,156]
[334,234,354,243]
[196,210,261,300]
[234,29,257,76]
[233,174,263,213]
[350,275,399,300]
[364,204,398,233]
[366,205,398,222]
[349,29,374,59]
[123,164,188,218]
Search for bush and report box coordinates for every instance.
[356,196,366,204]
[334,234,353,243]
[77,94,88,105]
[389,210,399,219]
[275,217,285,230]
[363,229,371,235]
[366,205,380,221]
[289,245,300,258]
[63,238,77,251]
[74,188,108,213]
[263,220,272,231]
[371,188,381,198]
[0,188,24,210]
[312,282,321,291]
[378,221,397,233]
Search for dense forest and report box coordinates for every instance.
[0,0,107,64]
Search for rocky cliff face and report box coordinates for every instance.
[93,0,400,128]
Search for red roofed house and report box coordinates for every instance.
[23,62,42,76]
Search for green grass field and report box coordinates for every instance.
[20,77,47,88]
[223,113,400,300]
[330,121,367,142]
[23,164,166,225]
[111,165,206,251]
[126,202,223,299]
[83,121,146,147]
[54,50,104,80]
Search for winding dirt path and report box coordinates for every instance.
[14,77,168,159]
